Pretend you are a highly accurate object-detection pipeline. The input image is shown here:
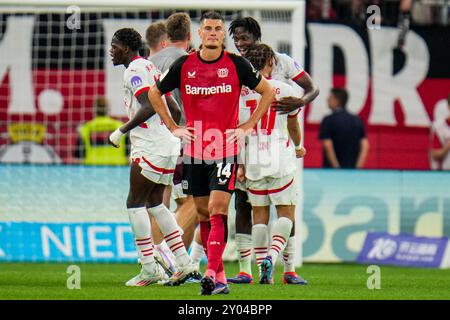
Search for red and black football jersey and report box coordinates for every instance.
[156,50,262,161]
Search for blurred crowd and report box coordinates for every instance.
[306,0,449,26]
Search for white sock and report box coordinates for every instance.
[127,207,155,271]
[267,217,293,263]
[148,204,189,267]
[157,240,173,257]
[155,241,176,270]
[252,224,268,271]
[236,233,252,276]
[189,238,205,267]
[283,236,296,273]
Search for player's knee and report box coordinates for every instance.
[175,197,187,207]
[236,192,250,210]
[146,185,165,208]
[236,213,253,234]
[208,201,228,215]
[126,193,145,209]
[290,225,296,237]
[196,206,210,221]
[276,206,295,220]
[253,210,269,225]
[146,196,162,208]
[236,202,252,221]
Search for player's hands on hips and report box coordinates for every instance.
[109,128,124,148]
[295,146,307,158]
[273,96,305,114]
[445,142,450,151]
[226,126,248,144]
[171,126,195,143]
[237,165,246,183]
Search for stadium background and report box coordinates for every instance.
[0,0,449,283]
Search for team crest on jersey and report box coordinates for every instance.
[130,75,143,88]
[188,71,196,79]
[217,68,229,78]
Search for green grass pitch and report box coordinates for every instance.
[0,262,449,300]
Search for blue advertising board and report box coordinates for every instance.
[1,165,449,263]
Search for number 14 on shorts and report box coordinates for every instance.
[216,162,232,184]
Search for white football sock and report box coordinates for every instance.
[283,236,296,273]
[155,241,176,271]
[236,233,253,276]
[189,238,205,267]
[267,217,293,263]
[148,204,189,267]
[252,224,268,272]
[127,207,155,271]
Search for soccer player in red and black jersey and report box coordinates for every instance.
[149,11,275,295]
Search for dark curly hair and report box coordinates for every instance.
[113,28,142,52]
[245,43,277,71]
[228,17,261,42]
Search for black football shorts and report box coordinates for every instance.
[182,156,238,197]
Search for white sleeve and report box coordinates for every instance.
[238,87,254,124]
[125,66,152,97]
[279,84,301,118]
[278,53,305,81]
[238,98,247,124]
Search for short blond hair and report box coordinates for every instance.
[145,22,167,50]
[166,12,191,41]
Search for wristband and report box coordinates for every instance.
[109,128,124,147]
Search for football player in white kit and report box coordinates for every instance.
[430,94,450,170]
[237,43,307,284]
[108,28,198,286]
[228,17,318,285]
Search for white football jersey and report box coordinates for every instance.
[430,119,450,170]
[272,52,305,85]
[123,57,180,156]
[239,78,300,180]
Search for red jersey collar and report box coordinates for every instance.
[197,49,225,64]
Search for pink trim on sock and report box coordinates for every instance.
[216,270,226,284]
[205,269,216,279]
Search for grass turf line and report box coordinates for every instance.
[0,262,449,300]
